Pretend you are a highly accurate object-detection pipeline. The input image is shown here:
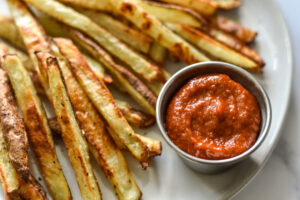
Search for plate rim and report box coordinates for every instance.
[227,0,294,198]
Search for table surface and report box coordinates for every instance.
[233,0,300,199]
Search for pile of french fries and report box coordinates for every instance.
[0,0,264,199]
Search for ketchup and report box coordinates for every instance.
[166,73,261,160]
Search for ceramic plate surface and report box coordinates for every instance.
[0,0,292,199]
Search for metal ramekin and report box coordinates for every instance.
[156,62,272,174]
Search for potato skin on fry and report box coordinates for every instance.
[36,52,102,200]
[19,175,48,200]
[54,48,142,200]
[0,67,29,180]
[53,38,151,166]
[24,0,160,82]
[109,0,210,64]
[0,124,21,200]
[69,29,157,115]
[3,55,71,200]
[167,23,260,71]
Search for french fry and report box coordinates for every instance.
[160,68,171,80]
[83,54,113,84]
[35,52,102,200]
[115,100,155,128]
[48,116,160,157]
[215,16,257,43]
[3,55,71,200]
[106,127,161,157]
[24,0,160,82]
[157,0,217,16]
[7,0,52,98]
[0,13,25,50]
[69,29,157,115]
[77,9,153,53]
[57,0,206,27]
[167,23,260,71]
[0,15,113,84]
[0,67,29,180]
[58,0,113,12]
[0,124,20,200]
[53,48,142,200]
[0,40,34,71]
[19,175,48,200]
[149,41,167,65]
[134,0,206,27]
[0,122,46,200]
[52,38,152,166]
[206,28,264,66]
[108,0,210,64]
[209,0,241,10]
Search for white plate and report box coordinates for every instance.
[0,0,293,199]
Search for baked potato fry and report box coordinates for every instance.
[7,0,52,97]
[24,0,160,82]
[54,50,142,200]
[0,40,34,71]
[157,0,217,16]
[134,0,206,28]
[0,13,25,50]
[78,9,153,53]
[35,52,101,200]
[0,125,20,200]
[209,0,241,10]
[19,175,48,200]
[107,127,161,157]
[48,116,159,157]
[206,28,264,66]
[215,16,257,43]
[149,41,167,65]
[3,55,71,200]
[115,100,155,128]
[108,0,210,64]
[69,29,157,115]
[52,38,152,166]
[58,0,113,12]
[0,67,29,180]
[57,0,206,27]
[167,23,260,71]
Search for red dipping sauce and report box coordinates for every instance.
[166,73,261,160]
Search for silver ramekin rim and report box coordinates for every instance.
[156,61,272,165]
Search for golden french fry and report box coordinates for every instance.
[167,23,260,71]
[69,29,157,115]
[108,0,210,64]
[215,16,257,43]
[7,0,52,98]
[19,175,48,200]
[0,13,25,50]
[52,38,153,167]
[36,52,102,200]
[134,0,206,27]
[78,9,153,53]
[0,124,20,200]
[53,48,142,199]
[149,41,167,65]
[24,0,160,82]
[115,100,155,128]
[0,40,34,71]
[56,0,206,27]
[157,0,217,16]
[3,55,71,200]
[106,127,161,157]
[209,0,241,10]
[206,27,264,67]
[0,67,29,180]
